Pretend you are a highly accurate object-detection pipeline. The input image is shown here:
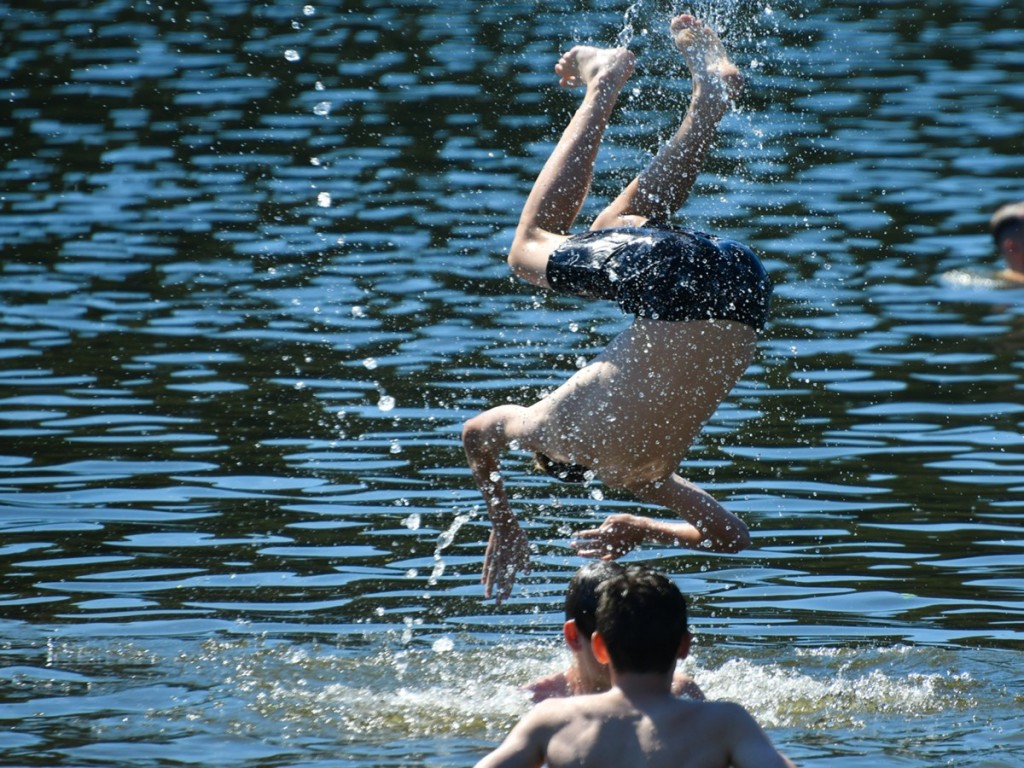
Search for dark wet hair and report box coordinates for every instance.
[595,566,689,675]
[534,452,591,484]
[564,561,626,639]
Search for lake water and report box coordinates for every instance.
[1,0,1022,765]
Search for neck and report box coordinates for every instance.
[609,669,676,698]
[569,659,611,695]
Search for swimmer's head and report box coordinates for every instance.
[565,561,625,639]
[534,452,591,484]
[990,201,1024,248]
[991,202,1024,277]
[595,566,689,674]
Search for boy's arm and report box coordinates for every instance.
[725,703,797,768]
[572,513,701,559]
[462,405,533,604]
[574,473,750,557]
[628,474,750,553]
[524,669,571,703]
[671,670,705,701]
[474,706,554,768]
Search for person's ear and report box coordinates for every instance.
[591,631,611,665]
[564,620,583,650]
[677,631,691,661]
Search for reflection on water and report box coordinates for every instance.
[1,0,1023,765]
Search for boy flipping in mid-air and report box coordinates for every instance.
[462,15,774,603]
[475,566,795,768]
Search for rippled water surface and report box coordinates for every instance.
[1,0,1023,765]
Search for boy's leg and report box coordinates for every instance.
[507,47,636,289]
[591,14,742,230]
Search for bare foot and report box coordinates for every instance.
[670,14,743,102]
[554,45,636,90]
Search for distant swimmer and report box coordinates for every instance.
[943,202,1024,289]
[991,201,1024,284]
[474,566,796,768]
[462,14,773,603]
[525,561,704,703]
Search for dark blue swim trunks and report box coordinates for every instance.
[545,224,773,330]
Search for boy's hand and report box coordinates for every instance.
[483,520,531,604]
[571,513,647,559]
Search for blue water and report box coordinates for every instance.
[1,0,1023,765]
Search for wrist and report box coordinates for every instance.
[490,513,520,530]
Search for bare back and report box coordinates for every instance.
[545,694,734,768]
[478,689,792,768]
[524,318,756,485]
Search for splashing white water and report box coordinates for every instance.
[616,1,646,48]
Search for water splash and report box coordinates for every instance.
[617,0,757,49]
[695,652,978,729]
[430,513,471,586]
[616,1,646,48]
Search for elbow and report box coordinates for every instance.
[461,420,481,465]
[461,414,488,455]
[462,412,505,469]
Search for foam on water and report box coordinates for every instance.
[25,634,981,744]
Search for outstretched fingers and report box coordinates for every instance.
[482,525,532,604]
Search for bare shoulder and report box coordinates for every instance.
[531,694,584,719]
[694,699,761,727]
[695,701,796,768]
[475,699,578,768]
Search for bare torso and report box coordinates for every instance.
[539,691,743,768]
[523,317,756,485]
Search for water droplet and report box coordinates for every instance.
[351,305,366,318]
[390,440,402,454]
[303,4,315,15]
[284,49,300,62]
[317,191,331,207]
[401,513,421,530]
[377,395,395,412]
[362,357,378,370]
[313,101,331,116]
